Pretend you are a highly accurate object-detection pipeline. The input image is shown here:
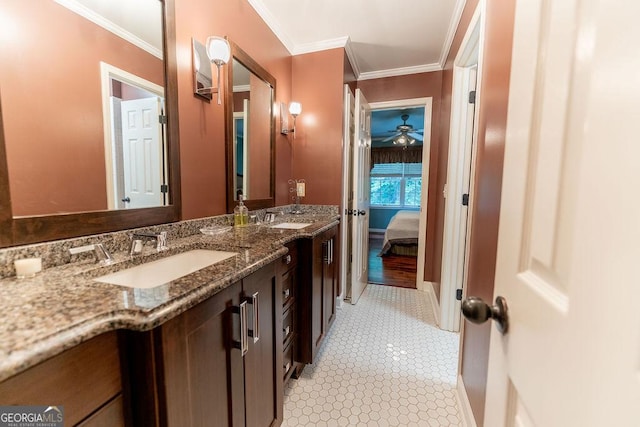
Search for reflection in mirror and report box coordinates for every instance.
[1,0,166,216]
[225,42,276,212]
[0,0,181,248]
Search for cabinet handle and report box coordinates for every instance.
[245,292,260,343]
[284,254,292,265]
[232,301,248,356]
[283,325,290,338]
[283,288,290,299]
[329,239,333,264]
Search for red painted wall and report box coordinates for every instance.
[175,0,292,218]
[1,1,162,216]
[357,73,443,283]
[290,49,345,206]
[435,0,516,423]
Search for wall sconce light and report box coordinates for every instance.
[192,36,231,104]
[281,101,302,138]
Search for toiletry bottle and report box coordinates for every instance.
[234,195,249,226]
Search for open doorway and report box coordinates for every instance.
[367,106,425,288]
[365,99,432,291]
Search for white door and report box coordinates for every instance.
[349,88,371,304]
[121,97,164,209]
[340,85,355,302]
[482,0,640,426]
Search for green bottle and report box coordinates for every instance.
[234,195,249,226]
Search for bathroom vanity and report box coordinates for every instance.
[0,209,339,427]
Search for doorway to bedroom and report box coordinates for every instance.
[367,105,426,289]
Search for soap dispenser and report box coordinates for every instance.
[234,195,249,226]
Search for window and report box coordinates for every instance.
[370,163,422,207]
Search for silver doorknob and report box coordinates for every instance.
[461,296,509,334]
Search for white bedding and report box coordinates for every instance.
[380,210,420,255]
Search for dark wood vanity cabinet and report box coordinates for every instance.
[125,263,281,427]
[297,225,339,366]
[0,332,125,426]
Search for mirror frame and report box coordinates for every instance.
[0,0,181,248]
[224,40,276,212]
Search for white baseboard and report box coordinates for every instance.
[422,281,441,327]
[457,375,478,427]
[336,296,344,310]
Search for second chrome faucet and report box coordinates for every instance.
[129,231,168,256]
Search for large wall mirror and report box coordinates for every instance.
[0,0,181,247]
[224,40,275,212]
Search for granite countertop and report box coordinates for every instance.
[0,213,339,382]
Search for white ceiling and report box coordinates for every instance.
[249,0,466,80]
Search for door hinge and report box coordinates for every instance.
[456,289,463,301]
[158,115,168,124]
[462,193,469,206]
[468,90,476,104]
[160,184,168,193]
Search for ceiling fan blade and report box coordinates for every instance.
[382,134,399,142]
[408,132,423,139]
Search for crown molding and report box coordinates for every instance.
[292,36,350,55]
[358,63,442,81]
[438,0,467,67]
[343,38,362,80]
[247,0,295,54]
[54,0,162,59]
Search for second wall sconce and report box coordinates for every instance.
[192,36,231,104]
[281,101,302,138]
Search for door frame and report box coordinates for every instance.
[440,2,485,335]
[100,62,165,209]
[367,97,433,292]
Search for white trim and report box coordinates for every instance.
[100,62,164,210]
[54,0,162,59]
[457,375,478,427]
[423,281,441,326]
[368,97,431,110]
[246,0,296,54]
[438,0,468,68]
[358,63,442,81]
[293,36,350,55]
[368,228,386,234]
[439,1,485,333]
[233,84,251,93]
[344,38,362,81]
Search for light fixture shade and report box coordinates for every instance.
[206,36,231,65]
[289,101,302,116]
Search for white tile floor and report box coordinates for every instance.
[283,285,462,426]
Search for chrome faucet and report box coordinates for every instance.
[129,231,168,256]
[69,243,114,265]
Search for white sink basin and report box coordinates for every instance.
[270,222,312,230]
[94,249,236,289]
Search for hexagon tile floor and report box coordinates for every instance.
[283,285,462,426]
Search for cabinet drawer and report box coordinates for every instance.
[283,306,295,345]
[283,341,294,381]
[281,268,296,309]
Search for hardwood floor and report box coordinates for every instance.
[368,234,417,289]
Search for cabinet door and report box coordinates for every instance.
[160,281,245,427]
[242,263,280,427]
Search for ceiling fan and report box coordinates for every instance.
[382,114,424,144]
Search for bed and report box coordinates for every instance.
[379,210,420,256]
